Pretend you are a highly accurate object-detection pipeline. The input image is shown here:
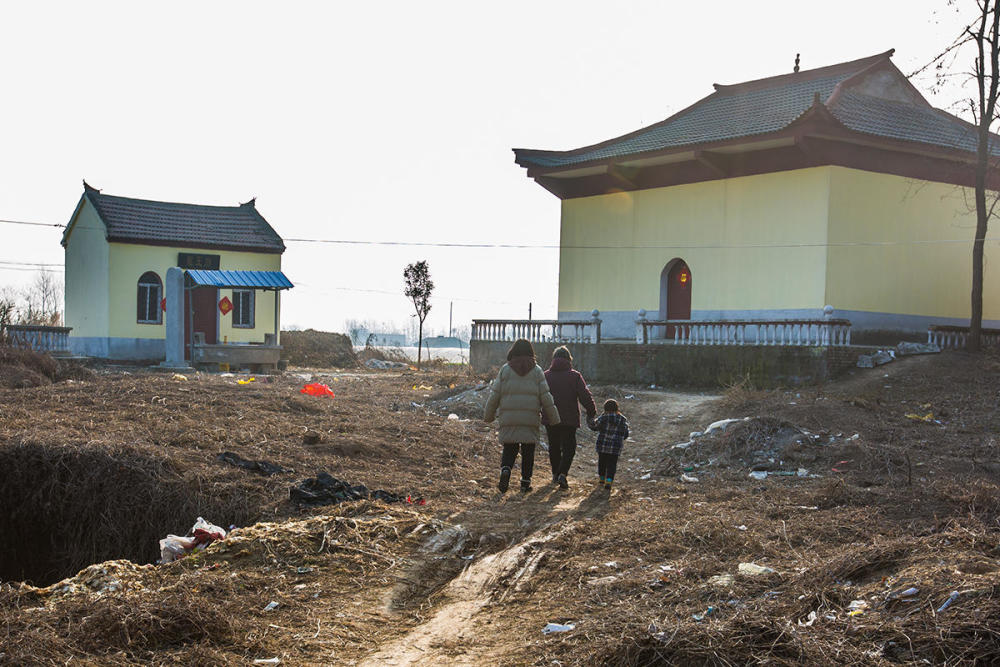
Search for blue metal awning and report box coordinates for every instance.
[185,269,294,290]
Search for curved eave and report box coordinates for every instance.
[523,111,995,200]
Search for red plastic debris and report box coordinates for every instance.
[406,495,426,505]
[300,383,335,397]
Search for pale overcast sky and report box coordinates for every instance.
[0,1,969,336]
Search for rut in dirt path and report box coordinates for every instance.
[359,489,605,666]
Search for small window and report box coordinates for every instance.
[232,289,254,328]
[137,271,162,324]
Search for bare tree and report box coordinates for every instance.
[0,287,18,343]
[21,271,62,326]
[918,0,1000,351]
[403,261,433,369]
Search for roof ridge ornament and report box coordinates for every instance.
[241,197,257,208]
[82,179,100,193]
[794,53,800,73]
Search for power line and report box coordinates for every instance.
[3,216,1000,250]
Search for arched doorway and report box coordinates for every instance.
[659,259,692,338]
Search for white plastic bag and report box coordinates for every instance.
[158,535,197,563]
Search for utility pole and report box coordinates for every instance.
[449,301,453,337]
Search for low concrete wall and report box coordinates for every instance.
[471,341,873,388]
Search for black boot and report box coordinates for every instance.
[498,466,511,493]
[520,478,531,493]
[557,473,569,490]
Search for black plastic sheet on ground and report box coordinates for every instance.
[217,451,289,476]
[290,472,413,507]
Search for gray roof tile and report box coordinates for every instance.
[82,189,285,253]
[514,51,991,170]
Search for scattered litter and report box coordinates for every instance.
[252,659,281,665]
[604,561,619,568]
[587,575,619,586]
[672,440,693,450]
[542,623,576,634]
[171,373,188,381]
[692,606,715,622]
[237,377,256,385]
[905,412,943,424]
[748,471,768,481]
[847,433,859,440]
[736,525,747,531]
[708,573,735,587]
[887,586,919,601]
[847,600,868,612]
[639,473,651,480]
[412,384,433,390]
[300,382,335,397]
[447,413,460,420]
[689,431,703,439]
[217,451,288,476]
[624,394,635,400]
[937,591,961,613]
[848,609,864,617]
[289,472,414,507]
[158,517,227,564]
[705,418,743,435]
[262,601,279,612]
[831,460,851,473]
[738,562,776,576]
[680,473,699,483]
[296,566,313,574]
[796,468,809,477]
[798,610,818,627]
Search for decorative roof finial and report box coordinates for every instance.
[82,179,100,193]
[241,197,257,208]
[794,53,800,73]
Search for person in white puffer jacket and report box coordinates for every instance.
[484,338,560,494]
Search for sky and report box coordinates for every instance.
[0,1,971,338]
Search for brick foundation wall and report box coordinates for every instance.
[471,341,879,389]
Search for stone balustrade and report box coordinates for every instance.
[928,325,1000,350]
[634,310,851,346]
[472,311,602,344]
[3,324,73,354]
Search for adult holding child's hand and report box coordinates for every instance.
[542,345,597,490]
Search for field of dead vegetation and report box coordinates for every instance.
[1,348,1000,665]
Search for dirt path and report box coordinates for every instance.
[358,389,719,666]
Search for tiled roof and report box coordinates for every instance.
[829,90,982,154]
[514,50,990,170]
[78,188,285,253]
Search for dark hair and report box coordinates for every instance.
[552,346,572,362]
[603,399,619,413]
[507,338,535,361]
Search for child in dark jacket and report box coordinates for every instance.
[587,399,629,490]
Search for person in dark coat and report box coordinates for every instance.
[542,346,597,489]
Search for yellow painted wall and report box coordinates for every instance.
[826,167,1000,320]
[107,244,281,341]
[64,198,110,337]
[558,168,831,313]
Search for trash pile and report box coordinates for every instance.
[427,383,490,419]
[662,415,862,480]
[857,341,940,368]
[217,451,289,475]
[289,472,424,507]
[157,517,227,564]
[365,358,410,370]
